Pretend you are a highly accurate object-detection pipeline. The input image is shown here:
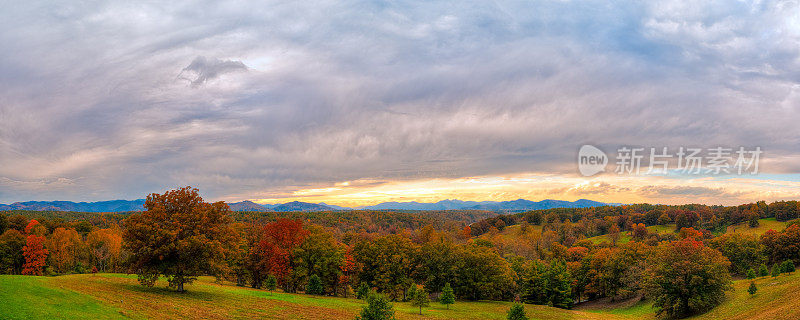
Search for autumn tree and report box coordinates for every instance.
[22,234,48,276]
[353,234,417,300]
[409,284,430,315]
[0,229,26,274]
[123,187,236,292]
[608,224,621,246]
[47,227,84,273]
[290,225,344,295]
[86,227,123,272]
[708,234,765,276]
[644,239,732,318]
[249,218,308,291]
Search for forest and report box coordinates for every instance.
[1,187,800,319]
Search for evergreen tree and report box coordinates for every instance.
[440,283,455,310]
[356,283,370,299]
[545,260,573,309]
[307,274,324,295]
[759,264,769,277]
[406,283,417,302]
[771,263,781,277]
[781,260,796,274]
[409,284,430,315]
[507,303,528,320]
[265,275,277,290]
[748,282,757,295]
[746,268,756,279]
[355,291,396,320]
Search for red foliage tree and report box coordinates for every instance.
[22,234,48,275]
[251,219,308,291]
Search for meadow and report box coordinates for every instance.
[2,271,800,320]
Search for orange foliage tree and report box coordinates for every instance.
[47,227,84,273]
[123,187,236,292]
[86,227,123,272]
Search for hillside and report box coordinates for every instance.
[2,272,800,320]
[0,274,618,320]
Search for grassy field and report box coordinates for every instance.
[724,218,791,236]
[587,224,676,245]
[0,274,618,320]
[2,271,800,319]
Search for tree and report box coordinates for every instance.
[506,303,528,320]
[22,234,48,276]
[265,274,277,290]
[355,291,396,320]
[47,228,84,273]
[781,260,795,274]
[608,224,621,246]
[772,263,781,277]
[291,226,344,295]
[0,229,26,274]
[123,187,236,292]
[707,234,765,276]
[357,282,370,299]
[658,213,672,225]
[746,268,756,280]
[352,235,417,300]
[451,244,514,301]
[748,282,757,295]
[0,214,7,235]
[409,284,430,315]
[440,282,455,309]
[759,264,769,277]
[86,227,123,272]
[644,239,732,318]
[307,274,324,295]
[249,219,308,291]
[544,260,573,308]
[632,223,648,241]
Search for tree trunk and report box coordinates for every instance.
[177,281,185,293]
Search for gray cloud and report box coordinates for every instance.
[0,1,799,202]
[179,56,247,87]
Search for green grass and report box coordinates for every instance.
[0,274,619,320]
[586,224,676,245]
[0,276,125,320]
[3,269,800,319]
[725,218,792,236]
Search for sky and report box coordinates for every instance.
[1,0,799,206]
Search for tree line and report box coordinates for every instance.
[1,188,800,319]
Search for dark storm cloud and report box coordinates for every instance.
[0,0,798,202]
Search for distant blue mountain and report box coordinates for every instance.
[0,198,612,213]
[359,199,612,212]
[0,199,146,212]
[271,201,338,212]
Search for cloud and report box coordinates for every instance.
[178,56,247,87]
[0,1,798,203]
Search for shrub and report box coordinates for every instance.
[507,303,528,320]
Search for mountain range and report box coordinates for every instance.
[0,198,615,213]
